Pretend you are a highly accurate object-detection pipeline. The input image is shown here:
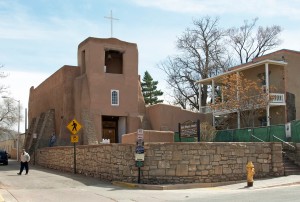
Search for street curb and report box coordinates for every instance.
[111,181,139,189]
[112,180,245,190]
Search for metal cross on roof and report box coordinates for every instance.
[104,10,119,38]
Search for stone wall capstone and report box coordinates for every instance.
[36,142,284,184]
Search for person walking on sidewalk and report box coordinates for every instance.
[17,149,30,175]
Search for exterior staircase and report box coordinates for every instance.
[24,117,36,151]
[24,109,55,157]
[28,112,46,156]
[283,154,300,175]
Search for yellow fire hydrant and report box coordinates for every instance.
[246,161,255,187]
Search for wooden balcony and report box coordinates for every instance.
[199,93,285,114]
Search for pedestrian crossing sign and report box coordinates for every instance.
[67,119,82,135]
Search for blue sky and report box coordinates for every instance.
[1,0,300,132]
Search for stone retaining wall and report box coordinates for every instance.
[36,142,284,184]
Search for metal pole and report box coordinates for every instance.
[197,119,200,142]
[17,100,20,161]
[178,123,181,142]
[138,167,141,184]
[74,143,76,174]
[25,108,27,132]
[110,10,113,38]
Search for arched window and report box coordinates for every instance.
[111,90,119,106]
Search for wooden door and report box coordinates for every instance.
[103,129,116,143]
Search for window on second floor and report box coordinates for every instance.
[111,90,119,106]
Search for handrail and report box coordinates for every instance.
[251,134,264,142]
[272,135,295,150]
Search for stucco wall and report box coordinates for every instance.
[74,38,141,142]
[254,50,300,120]
[121,130,174,144]
[36,142,284,184]
[241,63,285,93]
[146,104,205,132]
[283,53,300,120]
[29,66,80,142]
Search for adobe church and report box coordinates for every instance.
[25,37,203,149]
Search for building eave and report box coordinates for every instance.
[195,59,287,85]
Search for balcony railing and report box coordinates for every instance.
[270,93,285,105]
[199,93,285,114]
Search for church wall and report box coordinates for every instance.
[74,38,140,142]
[28,66,80,143]
[28,37,210,147]
[146,104,205,132]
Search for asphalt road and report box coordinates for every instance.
[1,159,300,202]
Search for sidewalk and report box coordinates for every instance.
[1,164,300,202]
[112,175,300,190]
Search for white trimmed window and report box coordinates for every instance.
[111,90,119,106]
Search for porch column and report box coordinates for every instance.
[198,83,202,112]
[237,72,240,129]
[212,80,215,104]
[265,63,270,126]
[212,80,215,127]
[237,112,241,129]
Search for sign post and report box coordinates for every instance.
[179,120,201,142]
[67,119,82,174]
[135,129,144,183]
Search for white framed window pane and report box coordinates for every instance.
[111,90,119,106]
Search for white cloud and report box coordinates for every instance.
[130,0,300,19]
[0,11,100,41]
[278,29,300,50]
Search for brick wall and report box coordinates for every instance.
[36,142,284,184]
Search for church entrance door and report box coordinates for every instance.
[103,128,116,143]
[102,116,118,143]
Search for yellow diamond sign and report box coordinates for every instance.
[67,119,82,135]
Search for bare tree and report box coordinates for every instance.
[0,65,8,94]
[160,17,231,110]
[0,65,20,132]
[160,17,282,111]
[0,98,19,130]
[210,73,273,128]
[227,18,282,64]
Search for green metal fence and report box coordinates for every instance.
[291,120,300,142]
[174,132,194,142]
[214,125,286,142]
[175,120,300,143]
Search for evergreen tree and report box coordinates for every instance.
[141,71,164,105]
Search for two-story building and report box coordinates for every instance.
[196,49,300,129]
